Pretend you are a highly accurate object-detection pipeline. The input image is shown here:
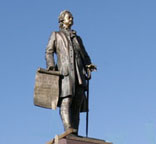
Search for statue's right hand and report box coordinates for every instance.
[47,66,55,71]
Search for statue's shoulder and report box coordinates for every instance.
[50,31,59,34]
[49,31,62,39]
[72,29,77,34]
[53,30,64,36]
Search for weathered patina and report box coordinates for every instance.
[35,10,96,136]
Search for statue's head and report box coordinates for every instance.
[58,10,73,29]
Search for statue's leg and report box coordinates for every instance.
[71,86,84,134]
[59,96,72,131]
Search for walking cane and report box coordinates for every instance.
[86,79,89,137]
[86,64,96,137]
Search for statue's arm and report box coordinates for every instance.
[77,36,97,80]
[45,32,56,70]
[77,36,91,66]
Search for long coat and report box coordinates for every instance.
[45,29,91,100]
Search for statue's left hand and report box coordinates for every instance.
[86,64,97,72]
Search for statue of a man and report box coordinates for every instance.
[45,10,96,136]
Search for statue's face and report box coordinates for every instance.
[63,13,73,28]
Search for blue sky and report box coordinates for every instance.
[0,0,156,144]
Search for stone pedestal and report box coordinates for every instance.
[46,129,112,144]
[57,136,112,144]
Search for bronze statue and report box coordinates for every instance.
[45,10,96,136]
